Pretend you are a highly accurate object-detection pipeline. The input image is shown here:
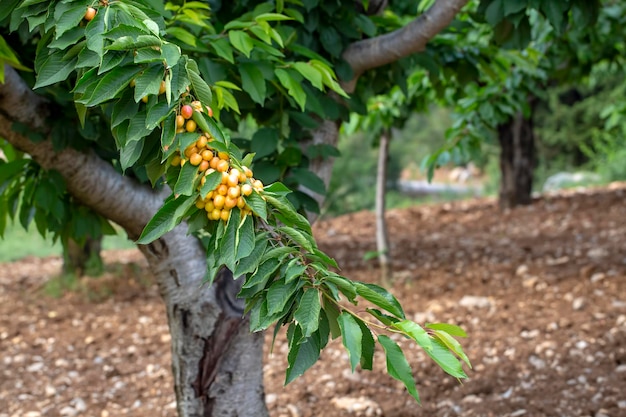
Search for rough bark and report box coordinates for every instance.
[342,0,470,92]
[0,66,268,417]
[497,111,536,210]
[375,129,391,283]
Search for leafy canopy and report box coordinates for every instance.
[0,0,476,402]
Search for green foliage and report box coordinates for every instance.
[534,68,626,183]
[0,0,524,403]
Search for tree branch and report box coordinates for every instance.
[0,65,163,239]
[342,0,469,92]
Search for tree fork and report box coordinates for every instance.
[0,65,268,417]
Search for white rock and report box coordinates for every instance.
[587,248,608,259]
[286,404,301,417]
[528,355,546,370]
[331,396,382,416]
[459,295,492,309]
[516,265,529,276]
[59,406,77,417]
[572,297,586,311]
[23,412,41,417]
[27,362,44,373]
[265,393,277,405]
[72,398,87,412]
[45,385,56,397]
[590,273,605,283]
[462,394,482,404]
[510,410,527,417]
[575,340,588,350]
[616,364,626,373]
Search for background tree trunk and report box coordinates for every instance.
[304,120,340,221]
[498,110,536,209]
[62,236,103,276]
[375,129,392,283]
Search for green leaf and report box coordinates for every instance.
[266,279,299,316]
[49,26,85,50]
[221,209,239,271]
[174,161,199,196]
[99,51,129,74]
[146,101,172,130]
[33,51,76,89]
[309,248,338,269]
[81,66,143,106]
[210,37,234,63]
[229,30,254,58]
[322,297,342,340]
[366,308,400,326]
[107,35,162,51]
[133,64,164,102]
[126,110,151,143]
[166,26,197,47]
[284,262,307,283]
[292,62,323,90]
[239,63,266,105]
[249,25,272,44]
[255,13,293,22]
[290,167,325,195]
[251,128,278,159]
[240,257,280,294]
[136,195,195,244]
[324,274,356,302]
[433,330,471,369]
[161,112,177,153]
[134,47,162,63]
[186,61,213,106]
[119,139,144,171]
[378,335,420,404]
[233,234,268,276]
[236,214,255,260]
[243,190,267,220]
[338,312,362,372]
[485,0,505,26]
[200,170,222,198]
[275,68,306,111]
[285,328,320,384]
[425,323,467,338]
[394,320,432,352]
[355,282,405,319]
[424,337,468,379]
[277,226,314,252]
[294,288,321,337]
[54,3,88,39]
[355,317,375,370]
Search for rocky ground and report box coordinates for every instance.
[1,184,626,417]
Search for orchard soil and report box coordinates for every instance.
[2,185,626,417]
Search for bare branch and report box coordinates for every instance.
[0,65,163,239]
[342,0,469,92]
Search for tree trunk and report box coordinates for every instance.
[303,119,341,221]
[140,230,268,417]
[497,110,536,209]
[0,65,269,417]
[62,236,103,276]
[375,129,392,283]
